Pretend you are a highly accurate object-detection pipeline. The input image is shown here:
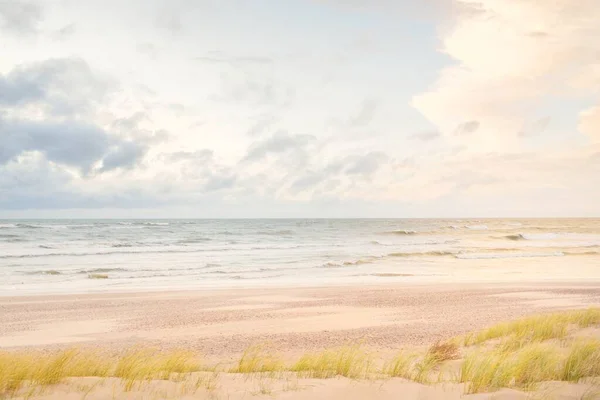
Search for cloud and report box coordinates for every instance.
[0,1,42,35]
[0,58,113,116]
[0,117,148,174]
[52,23,76,41]
[410,130,441,141]
[453,120,479,135]
[348,98,378,127]
[579,106,600,142]
[344,151,388,176]
[243,131,316,162]
[412,0,600,148]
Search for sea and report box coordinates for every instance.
[1,219,599,295]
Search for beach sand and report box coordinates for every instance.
[2,282,600,399]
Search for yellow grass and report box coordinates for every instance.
[2,308,600,397]
[462,308,600,346]
[230,345,284,374]
[290,345,372,379]
[384,351,418,380]
[561,339,600,382]
[0,348,201,396]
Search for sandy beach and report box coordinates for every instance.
[2,282,599,356]
[2,282,600,399]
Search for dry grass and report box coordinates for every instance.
[229,345,284,374]
[460,340,600,394]
[462,308,600,347]
[2,308,600,398]
[290,345,372,379]
[384,351,418,380]
[0,348,201,396]
[427,341,459,363]
[561,340,600,382]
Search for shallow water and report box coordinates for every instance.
[1,219,599,295]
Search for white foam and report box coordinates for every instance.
[456,251,564,260]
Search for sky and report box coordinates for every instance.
[0,0,599,218]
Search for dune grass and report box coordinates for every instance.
[2,308,599,398]
[230,345,284,374]
[462,308,600,347]
[290,345,372,379]
[0,348,201,396]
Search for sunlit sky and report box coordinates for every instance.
[1,0,599,218]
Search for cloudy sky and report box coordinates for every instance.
[1,0,599,218]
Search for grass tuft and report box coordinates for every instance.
[462,308,600,347]
[384,351,417,380]
[291,345,371,379]
[561,339,600,382]
[230,345,283,374]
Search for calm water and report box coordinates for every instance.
[1,219,599,295]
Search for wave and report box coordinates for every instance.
[177,238,211,244]
[388,250,457,257]
[78,268,128,274]
[38,245,55,249]
[455,251,564,260]
[381,230,418,236]
[0,223,17,229]
[256,230,295,236]
[343,258,376,266]
[25,270,62,275]
[370,273,415,277]
[15,223,45,229]
[0,233,21,238]
[465,224,488,230]
[503,233,559,241]
[0,248,214,259]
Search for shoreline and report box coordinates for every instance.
[3,277,600,299]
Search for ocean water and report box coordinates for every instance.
[1,219,599,295]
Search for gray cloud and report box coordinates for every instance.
[519,116,551,137]
[410,130,441,141]
[0,58,113,116]
[345,151,388,176]
[0,117,148,174]
[163,149,214,163]
[156,12,182,35]
[247,114,278,137]
[349,98,378,127]
[243,131,316,162]
[0,1,42,35]
[454,120,480,135]
[195,52,274,66]
[203,173,237,192]
[52,23,76,40]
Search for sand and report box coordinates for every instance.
[2,281,600,399]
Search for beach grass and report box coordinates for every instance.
[230,345,284,374]
[1,308,599,397]
[461,308,600,347]
[290,344,372,379]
